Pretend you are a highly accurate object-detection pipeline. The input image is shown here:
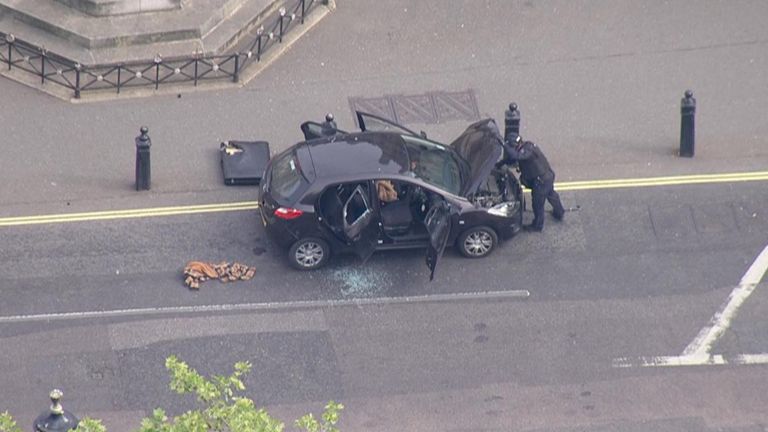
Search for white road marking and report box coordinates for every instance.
[613,353,768,368]
[0,289,530,324]
[614,244,768,368]
[613,354,724,367]
[737,353,768,364]
[682,244,768,356]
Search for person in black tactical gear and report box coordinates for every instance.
[321,113,338,136]
[502,133,564,232]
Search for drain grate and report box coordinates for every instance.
[349,89,480,126]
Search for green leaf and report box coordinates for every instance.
[78,417,107,432]
[138,409,170,432]
[0,412,22,432]
[234,361,252,376]
[295,414,319,432]
[5,356,342,432]
[172,410,209,432]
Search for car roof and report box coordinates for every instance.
[305,132,410,179]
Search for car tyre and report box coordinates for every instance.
[288,237,331,270]
[456,226,498,258]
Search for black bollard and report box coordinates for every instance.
[135,126,152,190]
[321,113,337,136]
[679,90,696,157]
[504,103,520,140]
[33,389,79,432]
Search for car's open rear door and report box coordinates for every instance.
[356,111,421,137]
[300,121,325,140]
[342,184,379,262]
[424,199,452,281]
[300,121,348,141]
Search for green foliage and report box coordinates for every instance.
[295,401,344,432]
[79,417,108,432]
[141,355,285,432]
[0,411,22,432]
[142,356,340,432]
[1,356,342,432]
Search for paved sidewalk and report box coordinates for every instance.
[3,2,768,430]
[1,0,767,217]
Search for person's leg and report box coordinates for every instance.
[543,175,565,220]
[529,185,546,230]
[547,189,565,220]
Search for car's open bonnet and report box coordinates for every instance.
[449,118,504,196]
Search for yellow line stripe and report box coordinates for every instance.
[1,170,766,227]
[557,170,768,187]
[555,173,768,191]
[0,202,259,227]
[0,201,259,222]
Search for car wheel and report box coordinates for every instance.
[288,238,330,270]
[457,226,498,258]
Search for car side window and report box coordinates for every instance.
[344,184,374,240]
[401,136,462,195]
[344,185,371,227]
[270,150,307,201]
[319,182,374,241]
[300,121,325,141]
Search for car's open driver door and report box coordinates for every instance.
[424,199,452,281]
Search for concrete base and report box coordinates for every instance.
[0,0,335,102]
[0,0,281,64]
[54,0,181,16]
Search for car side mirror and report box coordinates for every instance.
[420,131,427,139]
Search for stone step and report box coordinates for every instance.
[0,0,334,101]
[0,0,281,64]
[0,0,253,47]
[55,0,181,16]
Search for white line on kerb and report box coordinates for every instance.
[0,289,530,324]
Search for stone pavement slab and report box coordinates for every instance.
[0,0,278,64]
[0,0,767,212]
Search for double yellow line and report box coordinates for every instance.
[554,170,768,191]
[0,170,766,227]
[0,201,260,227]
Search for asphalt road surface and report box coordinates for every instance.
[2,1,768,432]
[1,179,767,432]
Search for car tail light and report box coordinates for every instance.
[274,207,303,220]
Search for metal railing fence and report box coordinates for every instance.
[0,0,325,98]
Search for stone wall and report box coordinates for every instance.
[54,0,181,16]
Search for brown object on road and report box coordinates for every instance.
[183,260,256,289]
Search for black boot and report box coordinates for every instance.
[523,224,543,232]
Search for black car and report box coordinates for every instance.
[260,111,524,279]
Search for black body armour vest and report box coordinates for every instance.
[517,143,553,183]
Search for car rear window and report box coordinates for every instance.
[269,150,309,202]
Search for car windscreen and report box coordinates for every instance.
[269,149,309,202]
[401,136,463,195]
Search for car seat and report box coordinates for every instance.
[380,200,413,235]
